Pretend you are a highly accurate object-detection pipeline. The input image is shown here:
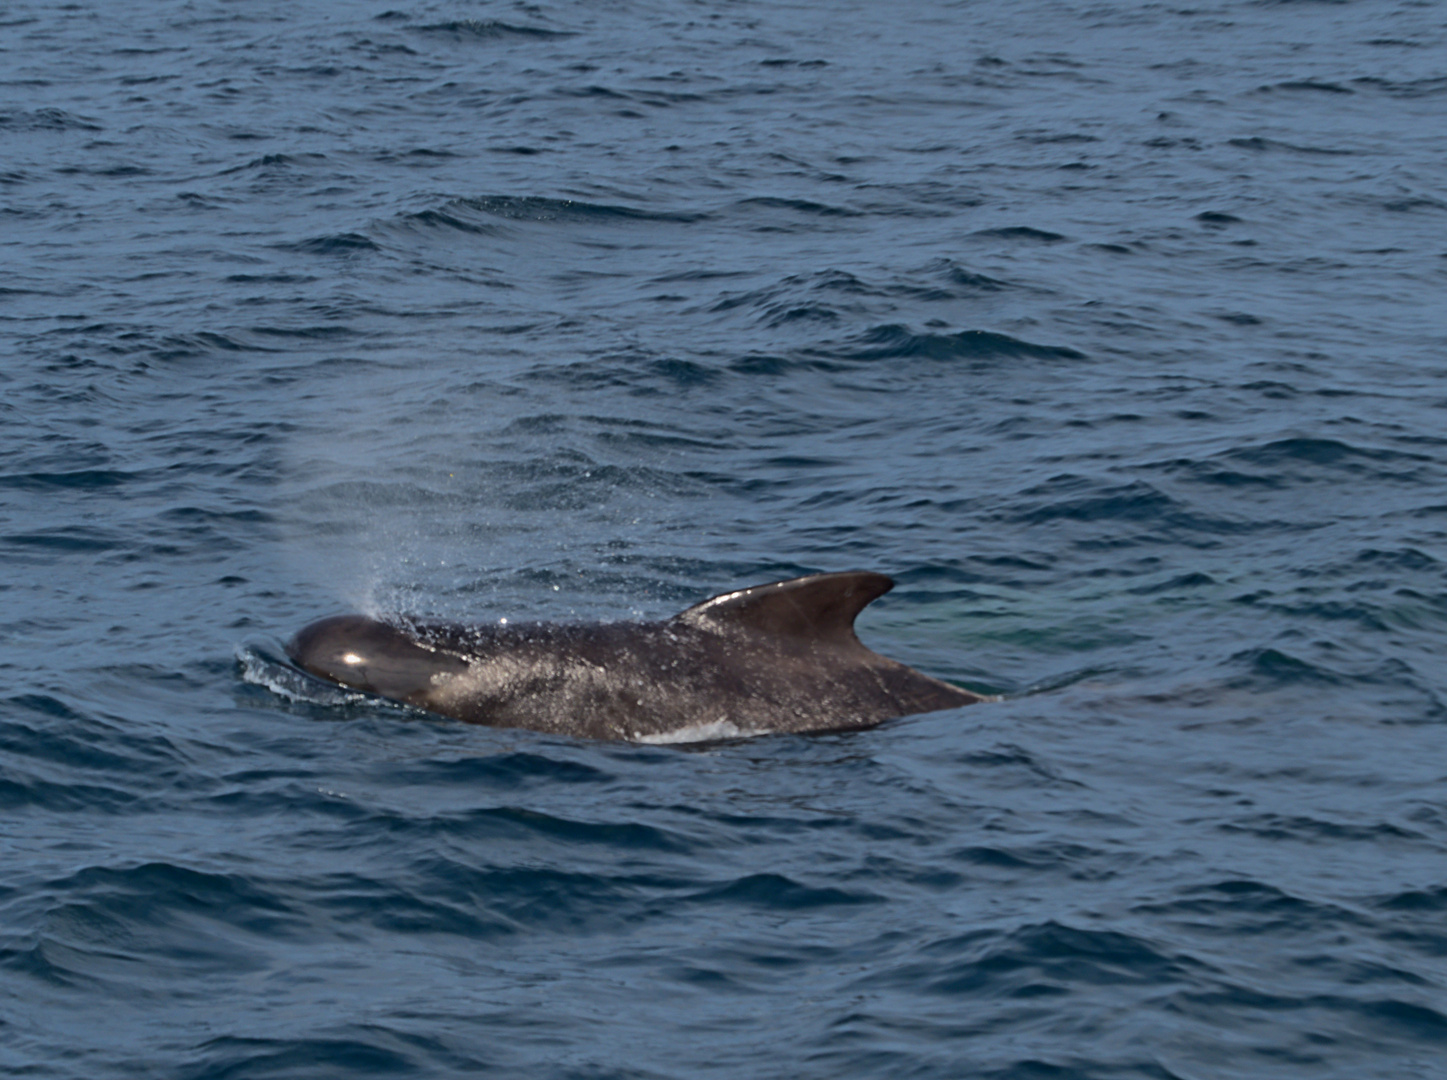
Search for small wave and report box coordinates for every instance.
[734,196,862,218]
[379,753,613,789]
[185,1036,428,1078]
[684,872,883,910]
[870,920,1196,997]
[522,358,724,399]
[954,743,1079,784]
[458,195,704,224]
[152,332,278,359]
[1229,437,1430,472]
[1354,547,1440,571]
[950,840,1110,872]
[1128,571,1217,595]
[220,152,327,174]
[1146,437,1433,495]
[1229,136,1357,156]
[1133,878,1367,930]
[48,860,299,928]
[456,807,693,853]
[223,272,317,284]
[320,857,652,937]
[1231,647,1344,686]
[411,19,573,41]
[1007,476,1265,543]
[1376,886,1447,912]
[1352,75,1447,99]
[726,353,844,376]
[397,204,504,236]
[250,324,357,340]
[970,226,1067,242]
[1218,813,1424,845]
[0,107,102,132]
[2,527,119,554]
[1260,79,1355,94]
[283,232,379,255]
[175,190,222,210]
[0,469,133,492]
[0,771,139,814]
[558,84,631,100]
[1379,195,1447,214]
[1012,666,1113,696]
[840,323,1086,362]
[934,260,1013,292]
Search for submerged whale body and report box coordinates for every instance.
[286,571,988,741]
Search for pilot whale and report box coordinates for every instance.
[286,571,988,741]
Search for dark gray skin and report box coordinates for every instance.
[286,571,988,741]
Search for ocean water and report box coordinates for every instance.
[4,0,1447,1076]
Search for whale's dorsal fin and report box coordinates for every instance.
[674,571,894,646]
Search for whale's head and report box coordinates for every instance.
[286,615,470,705]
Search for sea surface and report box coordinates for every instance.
[3,1,1447,1076]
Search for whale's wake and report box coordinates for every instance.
[236,637,382,709]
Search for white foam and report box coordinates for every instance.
[632,718,756,745]
[235,642,370,707]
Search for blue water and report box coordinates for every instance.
[4,1,1447,1076]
